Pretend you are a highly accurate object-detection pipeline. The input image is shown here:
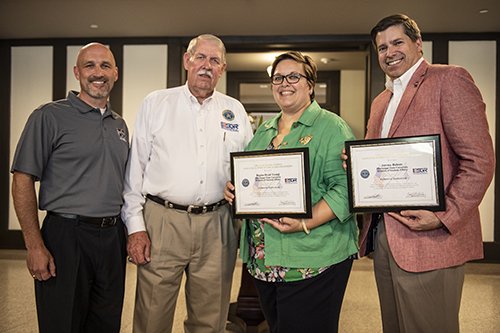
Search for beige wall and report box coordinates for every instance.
[9,46,53,229]
[122,45,168,135]
[449,41,496,242]
[340,70,365,140]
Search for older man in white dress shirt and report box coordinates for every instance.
[122,34,253,333]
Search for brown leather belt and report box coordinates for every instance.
[146,194,227,214]
[48,212,119,227]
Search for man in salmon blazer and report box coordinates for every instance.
[359,14,495,333]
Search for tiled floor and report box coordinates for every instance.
[1,250,499,332]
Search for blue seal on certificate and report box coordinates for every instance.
[360,169,370,179]
[242,179,250,187]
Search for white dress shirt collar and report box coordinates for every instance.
[386,57,424,93]
[380,57,424,138]
[184,82,215,107]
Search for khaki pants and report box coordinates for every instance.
[373,220,465,333]
[133,199,239,333]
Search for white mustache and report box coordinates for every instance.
[197,70,213,78]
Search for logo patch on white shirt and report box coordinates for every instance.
[222,109,235,121]
[221,122,239,132]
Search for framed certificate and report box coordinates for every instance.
[230,148,312,219]
[345,135,445,213]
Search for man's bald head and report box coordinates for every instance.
[73,43,118,108]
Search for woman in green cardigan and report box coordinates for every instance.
[224,51,358,333]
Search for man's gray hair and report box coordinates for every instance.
[186,34,226,64]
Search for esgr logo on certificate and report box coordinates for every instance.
[285,178,297,184]
[413,168,428,174]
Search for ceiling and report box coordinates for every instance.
[1,0,498,72]
[1,0,498,39]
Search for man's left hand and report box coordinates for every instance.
[127,231,151,265]
[388,210,444,231]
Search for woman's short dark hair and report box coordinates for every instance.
[371,14,421,50]
[270,51,317,101]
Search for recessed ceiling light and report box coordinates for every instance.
[90,24,99,29]
[479,9,488,14]
[320,57,335,64]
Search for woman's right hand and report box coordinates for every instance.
[224,181,235,205]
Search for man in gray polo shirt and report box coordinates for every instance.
[11,43,129,333]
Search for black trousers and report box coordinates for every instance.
[35,213,127,333]
[253,258,353,333]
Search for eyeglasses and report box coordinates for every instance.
[271,73,308,85]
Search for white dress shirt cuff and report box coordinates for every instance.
[124,215,147,235]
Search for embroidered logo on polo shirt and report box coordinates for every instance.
[222,109,235,121]
[116,128,127,142]
[221,122,239,132]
